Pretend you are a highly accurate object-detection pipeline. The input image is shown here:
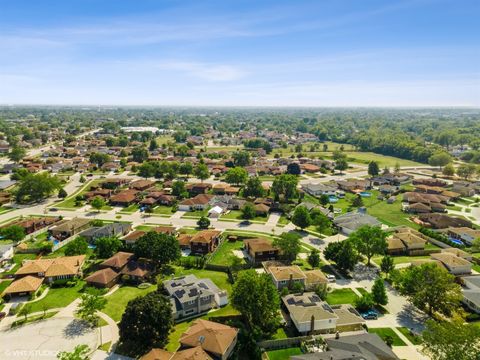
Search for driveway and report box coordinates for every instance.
[0,316,98,360]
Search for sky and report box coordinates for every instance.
[0,0,479,107]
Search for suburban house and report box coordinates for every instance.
[163,275,228,320]
[1,216,60,235]
[49,218,91,240]
[446,227,480,246]
[186,183,212,195]
[109,189,139,206]
[333,209,381,235]
[461,275,480,314]
[283,292,364,335]
[4,255,86,297]
[178,194,213,211]
[189,230,222,255]
[266,265,306,290]
[130,179,156,191]
[14,255,86,282]
[141,347,213,360]
[179,319,238,360]
[85,267,120,288]
[387,227,427,255]
[291,333,399,360]
[79,222,132,243]
[301,183,337,197]
[430,252,472,275]
[122,230,146,245]
[416,213,473,229]
[94,251,152,285]
[452,181,477,197]
[2,275,44,298]
[244,238,280,264]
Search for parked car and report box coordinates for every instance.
[361,310,378,320]
[326,274,336,282]
[0,312,6,320]
[49,208,58,212]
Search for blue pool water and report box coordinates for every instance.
[359,192,372,197]
[449,237,464,246]
[328,196,339,203]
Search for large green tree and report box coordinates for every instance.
[8,146,27,163]
[324,241,358,272]
[422,318,480,360]
[134,232,180,268]
[64,237,89,256]
[193,163,210,182]
[15,172,62,203]
[399,263,462,317]
[231,270,280,335]
[368,161,380,177]
[76,291,107,326]
[273,232,302,263]
[95,236,122,258]
[243,176,265,198]
[291,206,312,229]
[225,167,248,186]
[349,225,387,266]
[119,292,173,356]
[371,278,388,306]
[271,174,298,202]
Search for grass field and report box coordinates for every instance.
[208,240,246,266]
[396,327,422,345]
[54,179,103,208]
[152,205,174,215]
[220,210,268,223]
[326,288,358,305]
[0,280,13,294]
[181,209,209,219]
[269,141,424,167]
[266,347,303,360]
[372,255,431,266]
[103,284,157,322]
[29,281,86,313]
[332,190,419,228]
[119,204,140,213]
[369,328,406,346]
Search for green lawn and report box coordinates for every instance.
[119,204,140,213]
[326,288,358,305]
[173,267,233,293]
[103,284,157,322]
[208,240,246,266]
[5,253,38,274]
[372,255,431,266]
[396,327,422,345]
[0,280,13,294]
[220,210,268,223]
[266,347,303,360]
[152,205,174,215]
[181,209,209,219]
[277,214,291,227]
[28,281,86,313]
[369,328,406,346]
[356,287,369,296]
[54,179,102,209]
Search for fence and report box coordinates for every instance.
[258,334,324,351]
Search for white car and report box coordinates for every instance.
[327,274,336,282]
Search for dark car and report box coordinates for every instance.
[49,208,58,212]
[0,312,6,320]
[361,310,378,320]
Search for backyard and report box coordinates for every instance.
[208,239,246,266]
[266,347,303,360]
[326,288,358,305]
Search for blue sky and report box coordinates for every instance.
[0,0,479,106]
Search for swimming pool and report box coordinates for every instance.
[328,196,339,203]
[449,237,464,246]
[359,192,372,197]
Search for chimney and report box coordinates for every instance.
[310,315,315,335]
[335,331,340,339]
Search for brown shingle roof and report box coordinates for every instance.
[4,275,43,294]
[16,255,85,278]
[85,268,119,286]
[180,319,237,357]
[191,230,221,244]
[100,252,134,269]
